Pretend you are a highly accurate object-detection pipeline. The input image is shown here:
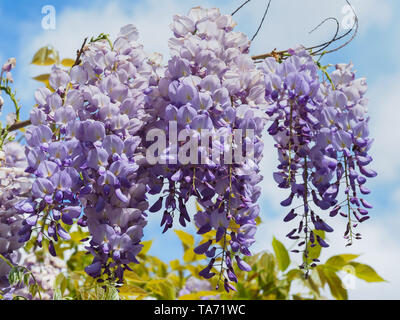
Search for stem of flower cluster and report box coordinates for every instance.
[344,156,353,245]
[303,156,310,278]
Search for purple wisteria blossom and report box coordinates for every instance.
[261,47,376,275]
[17,25,154,284]
[144,6,268,291]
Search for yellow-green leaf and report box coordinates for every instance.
[124,270,148,283]
[272,237,290,272]
[158,280,176,300]
[141,240,152,255]
[183,248,196,263]
[349,262,385,283]
[324,269,348,300]
[61,58,75,67]
[53,273,68,295]
[316,265,328,287]
[170,259,181,271]
[146,279,175,300]
[31,47,59,66]
[174,230,194,248]
[186,265,202,276]
[33,73,50,86]
[119,284,148,296]
[33,73,50,82]
[325,254,359,271]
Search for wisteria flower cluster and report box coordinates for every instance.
[262,47,375,274]
[144,6,268,291]
[18,25,153,284]
[0,142,32,295]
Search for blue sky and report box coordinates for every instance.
[0,0,399,299]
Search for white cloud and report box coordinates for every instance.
[391,188,400,206]
[367,72,400,183]
[229,0,394,55]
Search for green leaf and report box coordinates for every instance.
[158,280,176,300]
[29,283,40,299]
[31,47,59,66]
[325,254,359,270]
[32,74,53,91]
[53,273,68,295]
[349,262,385,283]
[286,269,304,282]
[324,268,348,300]
[61,58,75,67]
[305,275,321,297]
[141,240,152,255]
[105,286,120,300]
[146,279,176,300]
[119,284,148,297]
[170,259,182,271]
[23,273,30,287]
[272,237,290,272]
[183,248,197,263]
[315,265,328,287]
[258,253,276,287]
[174,230,194,248]
[8,267,18,286]
[32,73,50,83]
[125,270,148,283]
[53,289,62,300]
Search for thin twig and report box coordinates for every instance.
[306,24,353,52]
[73,37,88,67]
[251,49,287,61]
[251,0,272,42]
[316,0,358,55]
[251,0,358,61]
[7,120,31,132]
[308,17,340,55]
[232,0,251,16]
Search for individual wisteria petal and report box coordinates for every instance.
[57,225,71,240]
[49,67,70,90]
[235,256,252,271]
[360,199,373,209]
[359,166,377,178]
[149,197,163,213]
[283,209,297,222]
[48,240,57,256]
[85,261,102,278]
[32,178,55,198]
[316,236,329,248]
[199,267,216,280]
[194,240,212,255]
